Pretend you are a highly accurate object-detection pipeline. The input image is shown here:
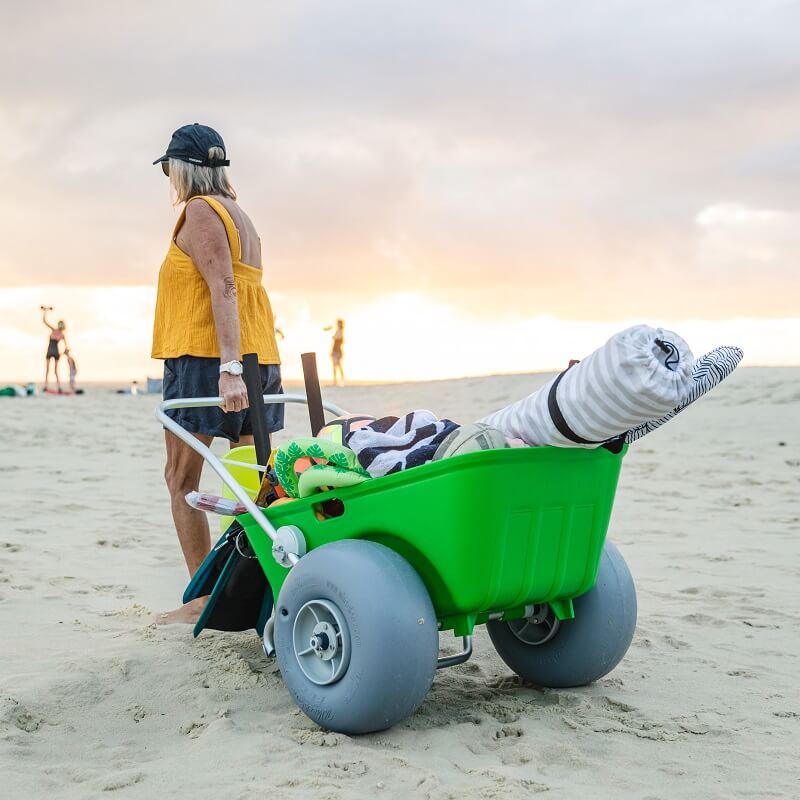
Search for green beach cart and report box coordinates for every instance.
[156,389,636,735]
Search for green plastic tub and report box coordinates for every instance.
[238,444,626,637]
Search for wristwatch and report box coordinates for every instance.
[219,360,243,376]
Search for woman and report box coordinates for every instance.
[329,318,345,386]
[41,306,67,392]
[151,123,283,624]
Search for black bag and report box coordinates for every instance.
[183,522,273,638]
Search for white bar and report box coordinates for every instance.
[159,393,347,417]
[220,460,268,472]
[155,393,350,545]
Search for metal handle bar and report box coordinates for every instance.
[155,393,349,549]
[437,636,473,669]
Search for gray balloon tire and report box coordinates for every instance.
[487,541,637,688]
[274,539,439,734]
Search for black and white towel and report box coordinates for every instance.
[479,325,695,448]
[625,345,743,442]
[347,411,460,477]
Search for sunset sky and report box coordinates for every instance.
[1,1,799,382]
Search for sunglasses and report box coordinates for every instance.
[161,161,170,177]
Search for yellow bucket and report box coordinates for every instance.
[219,446,270,531]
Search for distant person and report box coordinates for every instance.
[324,318,345,386]
[151,123,283,625]
[41,306,67,392]
[64,349,78,392]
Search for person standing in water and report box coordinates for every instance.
[151,123,283,625]
[325,318,345,386]
[41,306,67,392]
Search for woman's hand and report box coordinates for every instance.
[219,373,249,413]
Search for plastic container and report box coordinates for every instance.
[239,444,626,636]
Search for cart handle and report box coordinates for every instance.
[155,393,349,553]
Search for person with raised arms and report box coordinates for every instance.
[41,306,67,392]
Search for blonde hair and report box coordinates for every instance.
[169,146,236,204]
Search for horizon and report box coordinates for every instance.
[11,362,797,393]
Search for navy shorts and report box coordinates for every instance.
[163,356,284,443]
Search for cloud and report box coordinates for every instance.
[695,202,800,273]
[0,0,799,324]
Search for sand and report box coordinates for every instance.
[1,367,798,799]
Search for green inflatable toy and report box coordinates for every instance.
[274,437,370,498]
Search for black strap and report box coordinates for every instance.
[242,352,271,478]
[654,338,679,371]
[547,365,625,453]
[301,352,326,436]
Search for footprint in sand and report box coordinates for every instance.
[493,725,524,739]
[325,760,368,777]
[483,702,521,724]
[726,669,758,678]
[178,719,208,738]
[127,704,146,723]
[289,728,348,747]
[93,772,144,792]
[662,634,691,650]
[0,696,43,733]
[682,612,728,626]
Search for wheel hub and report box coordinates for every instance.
[309,623,337,659]
[292,599,351,685]
[509,603,561,646]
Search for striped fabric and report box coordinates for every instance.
[625,345,743,442]
[479,325,695,448]
[348,411,460,477]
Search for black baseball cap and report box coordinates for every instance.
[153,123,230,168]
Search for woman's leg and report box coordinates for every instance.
[158,429,214,624]
[44,357,50,389]
[164,429,213,576]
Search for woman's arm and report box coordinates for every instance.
[42,309,55,331]
[182,200,248,413]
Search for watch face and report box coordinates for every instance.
[222,361,243,375]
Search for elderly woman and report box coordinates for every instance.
[151,123,283,624]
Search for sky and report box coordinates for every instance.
[1,0,799,382]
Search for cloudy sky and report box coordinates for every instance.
[1,0,799,381]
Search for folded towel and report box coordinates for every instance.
[347,411,460,476]
[625,345,743,443]
[479,325,695,448]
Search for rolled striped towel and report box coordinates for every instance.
[479,325,695,448]
[625,345,743,442]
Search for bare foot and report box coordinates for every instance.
[156,596,207,625]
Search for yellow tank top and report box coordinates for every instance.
[151,196,280,365]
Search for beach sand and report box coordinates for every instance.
[1,368,798,799]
